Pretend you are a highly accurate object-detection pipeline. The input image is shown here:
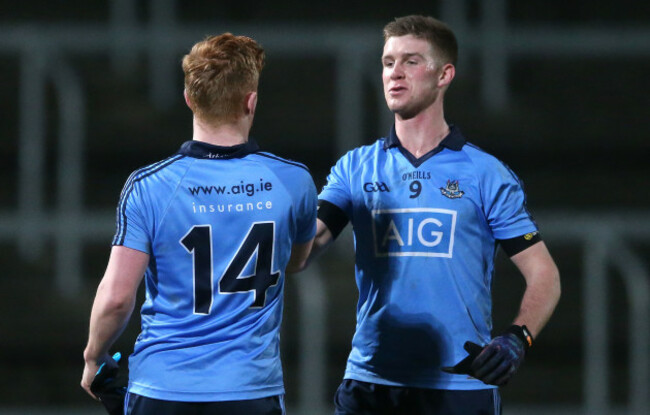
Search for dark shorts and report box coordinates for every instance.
[334,379,501,415]
[125,392,286,415]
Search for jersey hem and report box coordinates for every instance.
[344,370,496,391]
[127,382,285,402]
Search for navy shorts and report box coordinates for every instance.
[125,392,286,415]
[334,379,501,415]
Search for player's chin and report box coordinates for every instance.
[386,96,406,109]
[387,102,407,115]
[392,106,420,120]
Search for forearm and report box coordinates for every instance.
[465,250,559,386]
[84,246,148,363]
[286,239,315,274]
[511,244,561,338]
[81,246,147,399]
[513,281,560,338]
[84,283,136,362]
[303,219,335,267]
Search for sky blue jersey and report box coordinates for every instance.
[112,139,317,402]
[319,125,538,390]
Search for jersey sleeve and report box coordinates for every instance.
[318,153,353,218]
[293,171,318,244]
[482,160,538,240]
[112,176,152,254]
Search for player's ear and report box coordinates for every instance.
[183,89,193,110]
[437,63,455,88]
[244,91,258,116]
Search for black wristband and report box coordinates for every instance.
[505,325,534,351]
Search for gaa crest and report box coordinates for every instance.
[440,180,464,199]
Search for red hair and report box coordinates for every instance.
[182,33,265,123]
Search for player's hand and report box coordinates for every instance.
[81,353,109,400]
[83,352,127,415]
[470,333,525,386]
[92,352,127,415]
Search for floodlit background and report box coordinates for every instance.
[0,1,649,414]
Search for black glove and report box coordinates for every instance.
[90,352,127,415]
[441,341,484,376]
[472,325,532,386]
[442,325,533,386]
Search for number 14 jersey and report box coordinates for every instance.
[113,139,317,402]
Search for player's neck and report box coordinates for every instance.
[394,106,449,159]
[192,116,250,147]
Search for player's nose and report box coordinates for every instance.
[390,64,405,79]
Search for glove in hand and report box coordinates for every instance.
[90,352,127,415]
[471,333,525,386]
[441,341,484,376]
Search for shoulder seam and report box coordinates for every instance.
[113,155,185,246]
[466,143,524,186]
[464,144,537,227]
[255,152,310,172]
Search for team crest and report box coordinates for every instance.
[440,180,464,199]
[524,231,539,241]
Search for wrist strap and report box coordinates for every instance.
[506,325,534,350]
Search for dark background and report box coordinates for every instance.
[0,1,649,413]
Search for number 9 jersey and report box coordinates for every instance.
[112,139,317,402]
[318,125,538,390]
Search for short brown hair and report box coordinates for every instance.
[182,33,265,123]
[383,15,458,66]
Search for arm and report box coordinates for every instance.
[286,220,334,273]
[470,241,560,385]
[310,219,335,259]
[510,240,561,338]
[81,245,149,399]
[302,196,352,269]
[286,239,314,274]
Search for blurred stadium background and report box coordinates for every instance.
[0,1,649,414]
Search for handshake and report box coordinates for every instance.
[442,325,533,386]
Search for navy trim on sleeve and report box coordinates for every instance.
[498,232,542,257]
[317,200,349,240]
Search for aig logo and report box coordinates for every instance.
[363,182,390,192]
[371,208,457,257]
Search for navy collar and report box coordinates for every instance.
[383,124,465,151]
[383,124,465,167]
[177,139,260,159]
